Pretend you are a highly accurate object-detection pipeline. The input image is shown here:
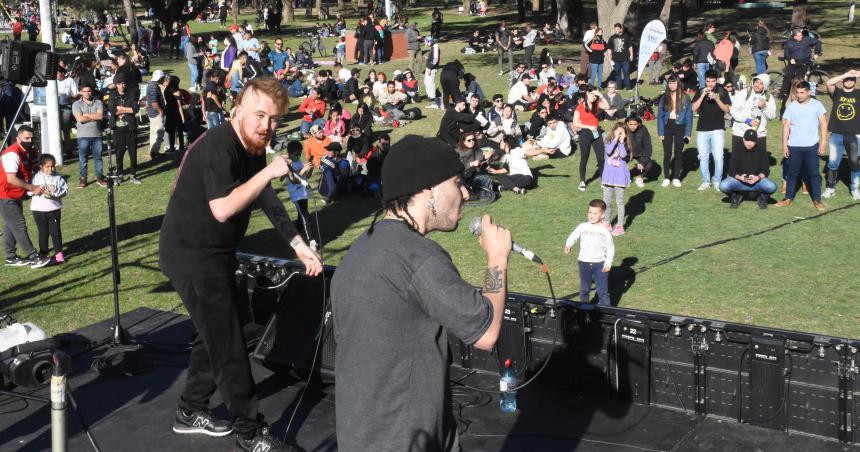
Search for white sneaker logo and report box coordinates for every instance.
[192,417,210,429]
[252,444,271,452]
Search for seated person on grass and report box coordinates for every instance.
[718,128,776,209]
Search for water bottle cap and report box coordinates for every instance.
[504,358,512,368]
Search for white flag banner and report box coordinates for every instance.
[636,20,667,81]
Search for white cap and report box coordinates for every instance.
[393,70,402,77]
[151,70,165,82]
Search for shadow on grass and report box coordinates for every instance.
[624,189,654,230]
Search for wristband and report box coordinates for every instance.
[745,118,752,125]
[289,237,302,248]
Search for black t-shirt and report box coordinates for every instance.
[608,33,632,62]
[588,36,606,64]
[159,123,266,278]
[693,85,732,131]
[331,219,492,452]
[202,80,224,112]
[829,87,860,135]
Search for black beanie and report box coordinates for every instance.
[381,135,464,203]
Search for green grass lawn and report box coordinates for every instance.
[1,1,858,339]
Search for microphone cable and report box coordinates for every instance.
[451,263,561,394]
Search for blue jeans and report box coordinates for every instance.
[205,111,225,129]
[579,260,610,306]
[613,59,631,90]
[785,144,822,201]
[696,62,709,89]
[77,137,103,179]
[188,64,198,87]
[300,118,325,135]
[589,63,603,88]
[753,50,769,76]
[719,177,777,195]
[827,133,860,191]
[696,130,726,184]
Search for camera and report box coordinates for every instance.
[0,41,58,86]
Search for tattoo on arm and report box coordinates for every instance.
[483,266,505,294]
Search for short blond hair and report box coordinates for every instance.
[236,77,290,113]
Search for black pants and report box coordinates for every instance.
[431,22,441,39]
[354,39,363,62]
[578,128,605,183]
[171,275,261,436]
[780,63,806,97]
[113,129,137,177]
[662,119,685,180]
[523,45,535,68]
[630,156,656,179]
[440,73,461,107]
[497,174,533,191]
[361,40,374,64]
[32,210,62,255]
[165,115,185,150]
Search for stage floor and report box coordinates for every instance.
[1,308,856,451]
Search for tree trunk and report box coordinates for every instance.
[624,0,639,35]
[338,0,345,15]
[517,0,526,21]
[283,0,295,22]
[791,0,808,26]
[556,0,582,38]
[232,0,239,24]
[316,0,323,18]
[464,0,471,15]
[596,0,635,79]
[122,0,138,45]
[678,0,688,40]
[659,0,672,27]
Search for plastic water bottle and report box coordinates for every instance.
[499,358,517,413]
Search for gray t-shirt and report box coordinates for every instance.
[331,219,493,452]
[71,99,103,138]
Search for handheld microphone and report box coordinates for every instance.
[469,217,544,265]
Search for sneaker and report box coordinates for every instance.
[28,255,51,269]
[822,187,836,199]
[757,194,768,209]
[852,190,860,201]
[78,177,87,189]
[611,225,625,236]
[129,176,142,185]
[54,252,65,263]
[5,256,29,267]
[235,426,289,452]
[96,179,108,188]
[578,181,586,191]
[498,70,504,75]
[697,182,710,191]
[635,176,644,187]
[172,408,233,437]
[661,178,671,187]
[672,179,682,188]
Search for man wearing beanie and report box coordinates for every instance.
[718,129,777,209]
[331,135,512,451]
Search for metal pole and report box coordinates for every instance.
[50,351,71,452]
[39,0,62,166]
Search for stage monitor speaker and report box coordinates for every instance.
[614,319,650,404]
[251,269,337,382]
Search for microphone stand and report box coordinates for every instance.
[102,128,131,346]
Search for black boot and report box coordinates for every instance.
[757,192,768,209]
[730,193,741,208]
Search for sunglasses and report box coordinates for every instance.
[494,99,503,102]
[464,138,475,142]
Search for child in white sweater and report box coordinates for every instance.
[564,199,615,305]
[29,154,68,263]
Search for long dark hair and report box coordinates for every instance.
[584,85,600,114]
[661,76,687,112]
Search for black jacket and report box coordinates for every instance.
[342,78,360,102]
[437,109,475,145]
[692,38,714,64]
[628,125,653,161]
[750,27,770,52]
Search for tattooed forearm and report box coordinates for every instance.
[483,266,505,294]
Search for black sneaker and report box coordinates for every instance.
[235,426,291,452]
[757,193,768,209]
[28,255,52,269]
[172,408,232,437]
[729,194,741,209]
[5,256,28,266]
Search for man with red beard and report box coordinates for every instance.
[159,77,322,452]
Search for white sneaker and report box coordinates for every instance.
[822,187,836,199]
[852,190,860,201]
[697,182,710,191]
[578,181,586,191]
[661,178,671,187]
[498,71,504,75]
[635,176,645,187]
[672,179,682,188]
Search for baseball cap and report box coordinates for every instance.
[151,70,165,82]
